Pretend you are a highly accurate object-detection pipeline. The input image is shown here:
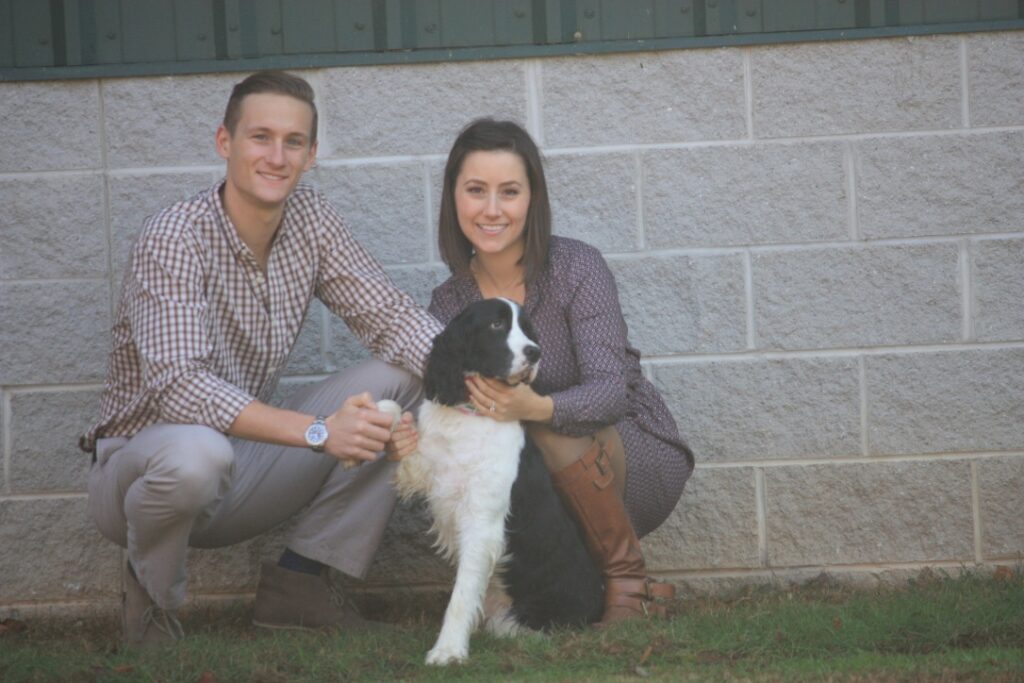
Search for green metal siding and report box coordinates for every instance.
[2,0,1022,81]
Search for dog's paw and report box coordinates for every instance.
[425,644,467,666]
[484,608,523,638]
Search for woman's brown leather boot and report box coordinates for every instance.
[551,438,675,625]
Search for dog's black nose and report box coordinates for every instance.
[524,345,540,363]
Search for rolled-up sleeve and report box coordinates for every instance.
[314,201,442,377]
[128,230,254,432]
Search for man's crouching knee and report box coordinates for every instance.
[143,425,235,514]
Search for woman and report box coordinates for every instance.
[429,119,694,624]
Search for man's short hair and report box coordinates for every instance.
[223,70,318,145]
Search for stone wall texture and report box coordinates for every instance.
[1,30,1022,614]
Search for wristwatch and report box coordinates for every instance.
[304,415,329,452]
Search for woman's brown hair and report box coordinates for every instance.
[437,119,551,284]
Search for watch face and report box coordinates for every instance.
[306,422,328,447]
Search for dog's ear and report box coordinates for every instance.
[424,321,469,405]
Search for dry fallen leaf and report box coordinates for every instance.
[993,566,1014,582]
[0,618,27,636]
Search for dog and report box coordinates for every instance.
[394,298,603,666]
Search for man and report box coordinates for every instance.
[80,70,443,644]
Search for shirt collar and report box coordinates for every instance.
[210,179,250,258]
[209,178,296,259]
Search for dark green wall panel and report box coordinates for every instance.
[282,0,334,54]
[494,0,534,45]
[335,0,375,51]
[653,1,699,39]
[408,0,441,49]
[91,0,124,65]
[11,0,54,67]
[120,0,175,63]
[174,0,217,62]
[2,0,1021,81]
[0,1,14,68]
[440,0,496,48]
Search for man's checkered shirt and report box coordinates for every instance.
[81,181,441,453]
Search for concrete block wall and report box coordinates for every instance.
[1,30,1023,614]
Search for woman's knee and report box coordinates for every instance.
[528,424,627,497]
[526,425,596,473]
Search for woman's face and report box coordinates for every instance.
[454,150,531,260]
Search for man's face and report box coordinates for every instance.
[216,92,317,214]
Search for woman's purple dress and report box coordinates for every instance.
[429,236,693,537]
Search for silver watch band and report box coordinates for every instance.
[306,415,328,452]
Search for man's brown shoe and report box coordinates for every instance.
[252,561,374,631]
[123,562,183,645]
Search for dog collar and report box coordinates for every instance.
[454,402,485,417]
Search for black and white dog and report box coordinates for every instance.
[394,298,603,666]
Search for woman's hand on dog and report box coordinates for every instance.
[465,376,554,423]
[325,393,418,465]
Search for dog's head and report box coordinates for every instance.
[425,298,541,406]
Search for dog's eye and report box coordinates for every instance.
[490,320,505,331]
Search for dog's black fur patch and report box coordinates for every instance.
[503,439,605,629]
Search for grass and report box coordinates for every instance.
[2,567,1023,682]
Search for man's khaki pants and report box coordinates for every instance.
[88,360,423,610]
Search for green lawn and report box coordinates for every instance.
[3,567,1022,682]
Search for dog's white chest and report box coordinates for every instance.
[396,402,525,558]
[416,402,524,497]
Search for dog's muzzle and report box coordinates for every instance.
[508,344,541,386]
